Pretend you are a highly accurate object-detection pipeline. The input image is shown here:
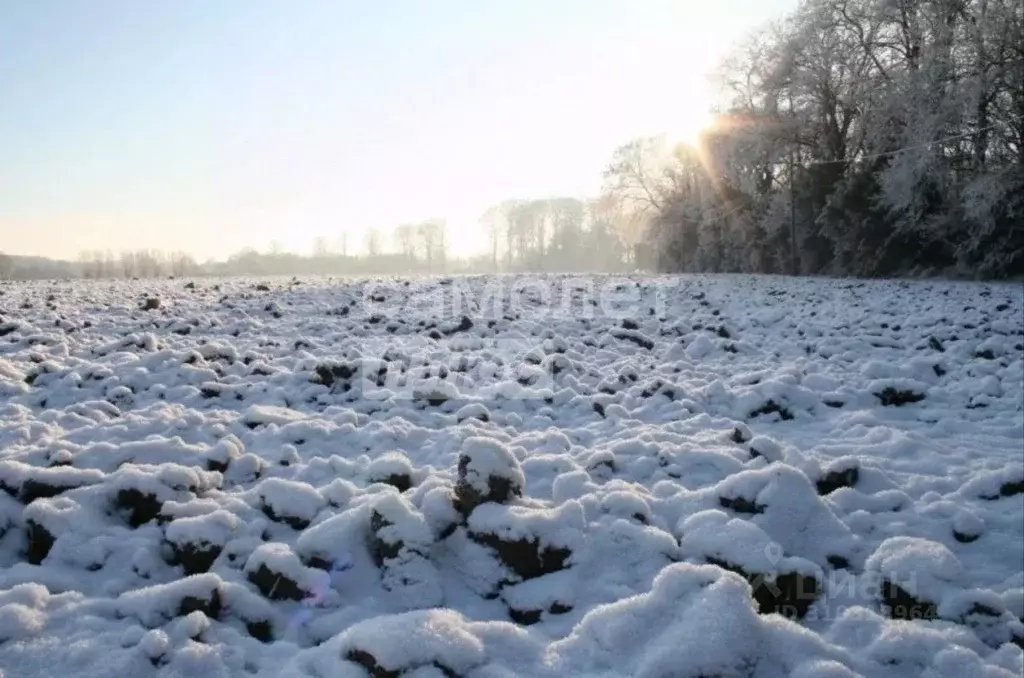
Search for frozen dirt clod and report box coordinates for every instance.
[873,386,926,406]
[164,510,239,574]
[117,573,225,628]
[866,536,968,621]
[369,494,443,608]
[678,510,822,619]
[24,520,55,565]
[816,461,860,496]
[256,477,325,530]
[467,502,583,582]
[338,609,486,678]
[367,452,415,493]
[453,437,524,518]
[244,543,312,601]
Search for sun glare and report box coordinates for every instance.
[665,109,718,149]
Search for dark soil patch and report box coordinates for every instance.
[816,467,859,496]
[169,541,222,575]
[261,503,311,530]
[718,496,765,515]
[749,400,794,421]
[246,619,273,643]
[881,580,938,621]
[25,520,55,565]
[469,531,571,581]
[116,489,163,527]
[707,557,820,619]
[247,563,306,601]
[875,388,925,406]
[179,587,222,620]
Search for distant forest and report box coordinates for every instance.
[0,206,640,281]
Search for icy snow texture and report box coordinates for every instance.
[865,536,968,604]
[164,510,239,547]
[0,274,1019,677]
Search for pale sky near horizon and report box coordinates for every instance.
[0,0,795,261]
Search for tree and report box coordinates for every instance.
[120,251,136,278]
[416,219,447,272]
[393,224,418,260]
[364,228,382,257]
[170,252,196,277]
[312,236,331,258]
[603,137,678,215]
[480,204,504,271]
[479,199,527,271]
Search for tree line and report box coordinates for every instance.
[76,250,201,279]
[607,0,1023,278]
[1,206,641,280]
[479,197,639,272]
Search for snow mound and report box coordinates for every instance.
[255,477,325,529]
[549,563,774,677]
[244,542,320,601]
[865,536,968,619]
[467,501,585,581]
[714,464,861,567]
[455,437,524,516]
[369,493,443,608]
[338,609,486,677]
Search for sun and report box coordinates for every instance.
[664,109,718,149]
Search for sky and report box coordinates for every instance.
[0,0,796,261]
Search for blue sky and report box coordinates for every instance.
[0,0,795,260]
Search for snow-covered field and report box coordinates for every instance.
[0,274,1021,678]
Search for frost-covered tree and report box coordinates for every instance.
[364,228,382,258]
[476,197,629,272]
[636,0,1024,279]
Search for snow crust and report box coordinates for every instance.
[0,274,1019,677]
